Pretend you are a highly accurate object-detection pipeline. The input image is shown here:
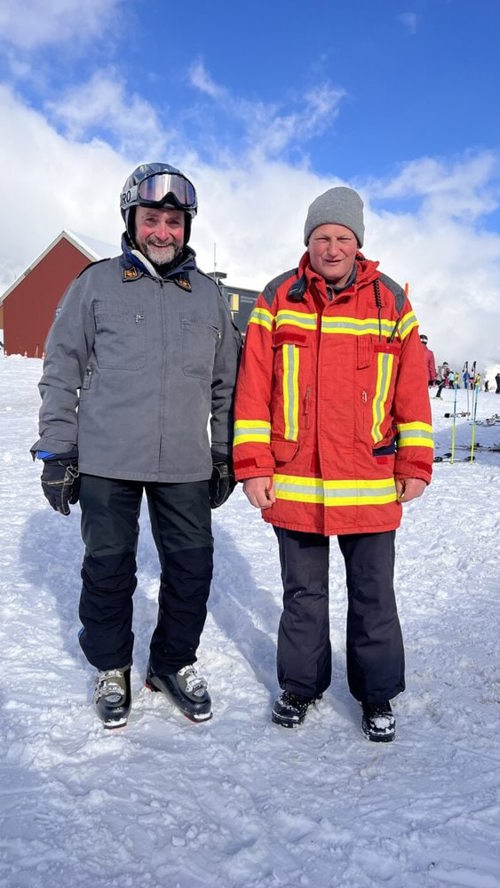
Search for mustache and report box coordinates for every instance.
[147,239,176,247]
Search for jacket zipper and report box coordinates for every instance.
[303,386,311,429]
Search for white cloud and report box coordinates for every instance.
[374,153,499,220]
[243,84,345,159]
[0,84,127,287]
[188,60,345,160]
[0,0,123,50]
[45,70,176,157]
[189,62,227,101]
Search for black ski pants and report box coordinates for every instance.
[274,527,405,704]
[78,475,213,673]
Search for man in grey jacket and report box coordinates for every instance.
[32,162,241,729]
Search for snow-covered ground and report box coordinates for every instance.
[1,355,499,888]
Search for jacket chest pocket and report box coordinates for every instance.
[368,341,402,445]
[94,310,146,370]
[181,319,219,378]
[273,333,310,442]
[355,338,402,442]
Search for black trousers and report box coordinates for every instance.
[78,475,213,673]
[274,528,405,704]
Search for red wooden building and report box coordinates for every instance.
[1,230,118,357]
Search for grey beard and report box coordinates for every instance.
[144,243,182,268]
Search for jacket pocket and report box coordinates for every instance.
[357,336,373,369]
[371,342,401,444]
[181,319,219,378]
[272,334,309,441]
[94,309,146,370]
[271,438,299,466]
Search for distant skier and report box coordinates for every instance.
[419,334,437,386]
[435,362,452,398]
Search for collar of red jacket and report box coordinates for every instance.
[298,250,381,292]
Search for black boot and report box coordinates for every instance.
[94,667,131,729]
[146,662,212,722]
[272,691,321,727]
[361,700,395,742]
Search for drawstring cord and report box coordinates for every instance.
[373,279,383,341]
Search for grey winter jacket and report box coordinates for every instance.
[33,242,241,482]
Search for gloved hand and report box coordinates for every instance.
[209,454,236,509]
[41,456,80,515]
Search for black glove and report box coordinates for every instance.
[208,454,236,509]
[41,456,80,515]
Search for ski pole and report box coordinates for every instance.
[469,374,480,462]
[450,372,460,464]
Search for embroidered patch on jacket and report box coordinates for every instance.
[176,276,192,291]
[122,267,139,281]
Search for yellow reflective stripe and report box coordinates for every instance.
[248,306,273,331]
[233,419,271,446]
[398,310,418,340]
[276,310,317,330]
[397,421,433,448]
[283,345,299,440]
[371,353,394,444]
[321,317,398,337]
[273,474,397,506]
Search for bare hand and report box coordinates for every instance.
[396,478,427,503]
[243,477,276,510]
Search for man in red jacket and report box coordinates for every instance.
[233,186,433,741]
[419,333,437,386]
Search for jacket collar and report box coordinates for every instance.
[120,233,197,289]
[288,251,381,302]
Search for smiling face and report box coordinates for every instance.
[134,205,185,267]
[307,223,358,287]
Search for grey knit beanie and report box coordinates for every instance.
[304,186,364,246]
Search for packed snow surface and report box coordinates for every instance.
[1,356,499,888]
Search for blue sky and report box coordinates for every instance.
[1,0,500,371]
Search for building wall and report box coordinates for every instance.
[221,285,259,332]
[3,239,92,357]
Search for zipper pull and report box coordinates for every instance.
[303,386,311,428]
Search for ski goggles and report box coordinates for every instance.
[121,172,197,213]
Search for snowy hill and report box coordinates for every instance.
[1,356,499,888]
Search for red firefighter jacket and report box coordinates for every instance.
[422,344,437,383]
[233,252,433,535]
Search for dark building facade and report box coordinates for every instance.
[207,273,259,334]
[221,284,259,333]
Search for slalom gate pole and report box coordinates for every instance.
[469,374,480,462]
[450,372,460,464]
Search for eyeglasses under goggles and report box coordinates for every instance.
[121,172,197,213]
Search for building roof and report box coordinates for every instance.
[0,229,120,305]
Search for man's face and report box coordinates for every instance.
[135,205,185,267]
[308,223,358,287]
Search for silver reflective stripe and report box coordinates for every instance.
[321,317,395,336]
